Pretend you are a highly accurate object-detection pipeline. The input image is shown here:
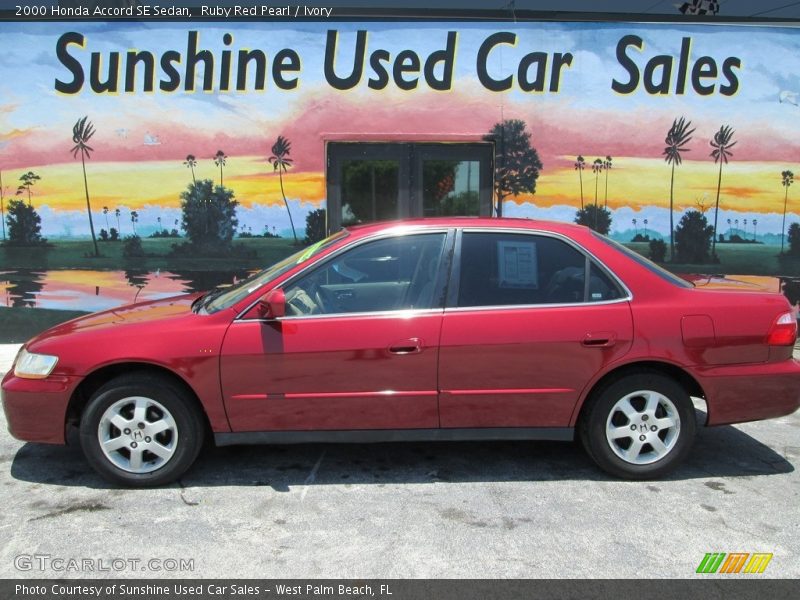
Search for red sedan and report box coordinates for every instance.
[3,218,798,486]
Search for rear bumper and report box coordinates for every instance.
[695,359,800,426]
[1,371,81,445]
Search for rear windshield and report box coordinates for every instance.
[592,233,693,289]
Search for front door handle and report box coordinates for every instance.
[388,338,422,355]
[582,332,616,348]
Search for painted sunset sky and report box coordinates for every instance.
[1,20,800,240]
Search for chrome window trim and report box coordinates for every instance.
[443,297,630,314]
[454,227,634,307]
[234,226,452,321]
[237,307,445,324]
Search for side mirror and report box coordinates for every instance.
[259,288,286,319]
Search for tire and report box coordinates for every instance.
[79,373,205,487]
[579,371,696,480]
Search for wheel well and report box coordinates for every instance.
[66,363,212,440]
[576,361,707,425]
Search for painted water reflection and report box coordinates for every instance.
[0,269,798,315]
[0,269,252,312]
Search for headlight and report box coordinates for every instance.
[13,348,58,379]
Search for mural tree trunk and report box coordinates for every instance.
[603,156,612,208]
[574,156,585,210]
[781,170,794,254]
[81,151,99,257]
[71,116,99,257]
[214,150,227,187]
[592,158,603,230]
[709,125,737,260]
[663,117,695,262]
[268,135,298,244]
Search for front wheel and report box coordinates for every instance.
[79,374,205,487]
[579,372,696,479]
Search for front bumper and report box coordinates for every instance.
[695,358,800,426]
[1,371,81,445]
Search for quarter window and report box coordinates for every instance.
[456,232,622,307]
[283,233,447,316]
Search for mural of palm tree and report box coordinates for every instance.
[115,208,121,232]
[663,117,695,262]
[592,158,603,229]
[103,206,109,230]
[130,210,139,236]
[71,116,100,257]
[16,171,41,206]
[0,170,6,241]
[709,125,737,259]
[643,218,648,238]
[727,218,732,237]
[268,135,298,244]
[781,169,794,254]
[603,155,612,208]
[753,219,758,241]
[574,155,586,210]
[632,218,638,237]
[213,150,227,186]
[157,216,162,232]
[184,154,197,184]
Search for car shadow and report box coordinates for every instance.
[8,419,794,489]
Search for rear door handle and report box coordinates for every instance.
[582,332,616,348]
[388,338,422,355]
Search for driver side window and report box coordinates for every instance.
[283,233,447,316]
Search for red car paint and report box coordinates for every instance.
[3,218,799,445]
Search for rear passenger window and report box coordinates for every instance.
[456,232,622,307]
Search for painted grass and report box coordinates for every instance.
[0,237,299,271]
[624,242,800,276]
[0,307,90,343]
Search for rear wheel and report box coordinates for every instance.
[579,372,696,479]
[79,374,204,487]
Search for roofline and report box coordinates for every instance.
[343,216,593,235]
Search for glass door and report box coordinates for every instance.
[327,143,408,233]
[326,142,494,233]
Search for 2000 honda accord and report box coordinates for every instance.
[3,218,799,486]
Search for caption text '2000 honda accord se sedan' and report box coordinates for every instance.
[3,218,799,486]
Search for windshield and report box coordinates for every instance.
[592,233,693,289]
[201,231,349,313]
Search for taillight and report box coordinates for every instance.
[766,311,798,346]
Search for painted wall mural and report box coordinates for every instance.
[1,20,799,339]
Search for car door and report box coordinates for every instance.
[220,230,451,432]
[438,229,634,428]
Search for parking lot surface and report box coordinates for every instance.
[1,343,799,578]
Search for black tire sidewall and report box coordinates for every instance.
[79,377,203,487]
[581,373,696,480]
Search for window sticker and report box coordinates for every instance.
[498,240,538,289]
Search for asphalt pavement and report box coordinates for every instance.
[1,342,799,578]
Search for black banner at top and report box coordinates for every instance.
[2,0,798,22]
